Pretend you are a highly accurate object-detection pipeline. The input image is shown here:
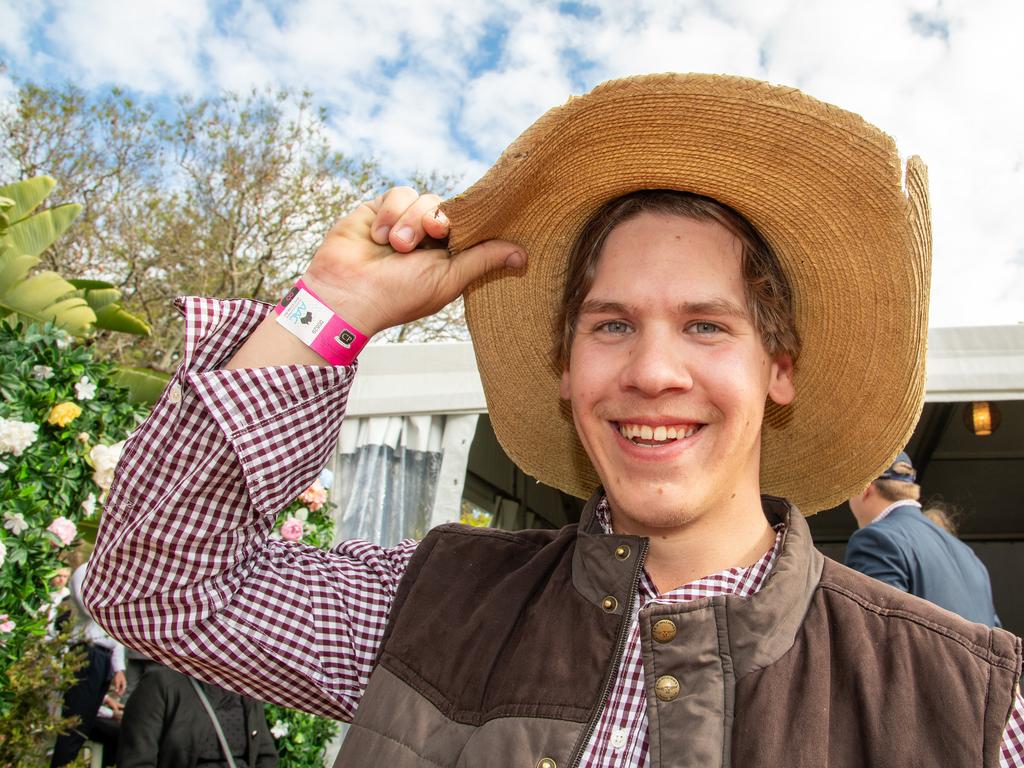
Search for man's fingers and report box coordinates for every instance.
[371,187,420,244]
[388,193,443,252]
[444,240,526,295]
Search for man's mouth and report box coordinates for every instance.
[616,422,703,447]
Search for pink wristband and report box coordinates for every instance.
[273,279,369,366]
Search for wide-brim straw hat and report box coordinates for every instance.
[442,73,931,514]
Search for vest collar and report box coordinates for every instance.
[571,489,824,674]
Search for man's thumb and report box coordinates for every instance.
[447,239,527,292]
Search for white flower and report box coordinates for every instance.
[0,458,7,473]
[89,441,125,492]
[31,365,54,381]
[3,512,28,536]
[81,493,97,518]
[54,331,72,350]
[0,418,39,456]
[0,540,6,569]
[270,720,289,739]
[74,376,97,401]
[319,468,334,489]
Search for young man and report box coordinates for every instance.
[84,75,1023,767]
[846,451,1000,626]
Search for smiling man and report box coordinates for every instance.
[84,75,1023,767]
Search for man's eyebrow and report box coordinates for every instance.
[578,299,636,316]
[677,299,748,319]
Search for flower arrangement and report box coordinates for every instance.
[0,321,148,726]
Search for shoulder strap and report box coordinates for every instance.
[189,677,239,768]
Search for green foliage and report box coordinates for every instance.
[0,177,149,338]
[109,365,171,406]
[264,703,340,768]
[0,321,149,719]
[0,81,463,372]
[0,632,87,767]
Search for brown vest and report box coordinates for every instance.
[335,494,1021,767]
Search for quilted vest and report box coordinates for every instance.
[334,493,1021,767]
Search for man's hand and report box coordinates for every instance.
[111,670,127,696]
[301,187,525,337]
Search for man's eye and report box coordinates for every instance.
[598,320,631,334]
[692,322,721,334]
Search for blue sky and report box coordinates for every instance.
[1,0,1022,328]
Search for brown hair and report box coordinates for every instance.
[553,190,801,367]
[873,478,922,503]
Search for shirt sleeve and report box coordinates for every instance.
[1000,689,1024,767]
[83,297,418,720]
[843,525,911,592]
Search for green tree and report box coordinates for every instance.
[1,81,463,370]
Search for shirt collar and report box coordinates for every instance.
[594,494,784,601]
[870,498,922,525]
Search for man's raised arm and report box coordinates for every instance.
[82,188,524,718]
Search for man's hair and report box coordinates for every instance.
[872,478,922,503]
[553,190,801,368]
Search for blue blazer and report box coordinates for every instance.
[845,504,999,627]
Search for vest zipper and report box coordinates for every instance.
[567,538,650,768]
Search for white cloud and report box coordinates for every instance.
[1,0,1021,325]
[0,0,44,60]
[44,0,210,92]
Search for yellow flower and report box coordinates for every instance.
[47,402,82,428]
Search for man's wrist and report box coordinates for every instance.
[274,279,370,366]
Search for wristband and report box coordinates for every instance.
[274,279,369,366]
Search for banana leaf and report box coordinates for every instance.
[0,176,57,222]
[112,365,171,405]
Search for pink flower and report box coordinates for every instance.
[280,517,303,542]
[47,516,77,547]
[0,614,14,633]
[298,480,327,512]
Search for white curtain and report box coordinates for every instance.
[330,414,479,547]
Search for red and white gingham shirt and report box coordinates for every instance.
[84,297,1024,767]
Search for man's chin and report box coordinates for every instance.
[605,485,706,534]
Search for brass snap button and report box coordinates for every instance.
[655,675,680,702]
[601,595,618,613]
[652,619,677,643]
[537,759,557,768]
[614,544,631,560]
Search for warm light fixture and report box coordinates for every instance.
[963,401,1001,436]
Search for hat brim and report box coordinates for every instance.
[442,73,931,515]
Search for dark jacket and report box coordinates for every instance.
[845,502,1000,626]
[335,493,1021,768]
[119,666,278,768]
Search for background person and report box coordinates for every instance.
[51,562,127,767]
[118,663,278,768]
[846,452,1000,626]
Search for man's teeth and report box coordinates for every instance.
[617,423,699,443]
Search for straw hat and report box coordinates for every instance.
[442,73,931,514]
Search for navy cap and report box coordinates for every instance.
[878,452,916,483]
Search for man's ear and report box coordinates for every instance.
[767,354,795,406]
[559,366,571,401]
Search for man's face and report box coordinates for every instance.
[559,212,795,533]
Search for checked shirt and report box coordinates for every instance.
[85,297,1024,767]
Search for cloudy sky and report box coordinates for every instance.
[1,0,1022,327]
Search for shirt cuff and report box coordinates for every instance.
[174,297,356,514]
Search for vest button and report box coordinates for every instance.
[614,544,631,560]
[537,759,557,768]
[601,595,618,612]
[655,675,680,702]
[652,619,677,643]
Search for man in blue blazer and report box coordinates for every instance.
[845,452,999,626]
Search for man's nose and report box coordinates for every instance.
[619,328,694,396]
